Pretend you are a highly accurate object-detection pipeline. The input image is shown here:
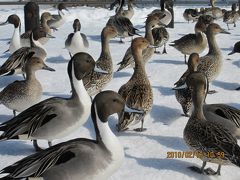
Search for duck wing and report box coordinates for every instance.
[80,33,89,48]
[65,33,74,47]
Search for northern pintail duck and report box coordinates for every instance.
[0,52,106,151]
[223,3,239,30]
[149,0,172,26]
[228,41,240,55]
[47,3,69,30]
[184,72,240,175]
[0,57,55,117]
[65,19,89,57]
[170,15,210,64]
[152,26,169,54]
[117,14,162,71]
[119,0,134,19]
[106,0,139,43]
[0,28,51,77]
[202,0,224,19]
[21,12,54,46]
[83,26,117,96]
[0,14,21,54]
[117,37,153,132]
[183,8,200,23]
[196,23,229,92]
[173,53,200,117]
[0,90,143,180]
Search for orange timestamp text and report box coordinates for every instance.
[166,151,225,159]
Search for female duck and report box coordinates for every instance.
[83,26,117,96]
[117,14,161,71]
[184,73,240,175]
[65,19,89,57]
[0,52,106,151]
[152,26,169,54]
[0,57,55,117]
[117,37,153,132]
[0,90,143,180]
[223,3,239,30]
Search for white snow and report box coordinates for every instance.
[0,4,240,180]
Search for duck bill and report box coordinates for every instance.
[172,83,188,90]
[0,21,8,26]
[43,64,55,71]
[46,33,55,38]
[124,105,144,114]
[228,50,235,55]
[94,66,108,74]
[220,29,230,34]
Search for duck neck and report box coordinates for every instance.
[145,24,154,45]
[191,88,205,119]
[58,9,64,17]
[206,31,220,55]
[12,26,21,45]
[100,35,111,59]
[132,48,147,79]
[31,35,45,51]
[128,1,133,10]
[25,68,37,81]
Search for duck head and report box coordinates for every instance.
[25,57,55,72]
[207,23,230,35]
[228,41,240,55]
[73,19,81,32]
[102,25,118,39]
[0,14,20,28]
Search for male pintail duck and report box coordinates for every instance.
[117,14,162,71]
[0,57,55,117]
[228,41,240,55]
[184,72,240,175]
[0,52,107,152]
[0,90,143,180]
[47,3,69,30]
[65,19,89,57]
[83,26,117,96]
[0,14,21,54]
[117,37,153,132]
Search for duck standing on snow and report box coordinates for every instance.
[223,3,239,30]
[117,13,162,71]
[0,90,143,180]
[65,19,89,57]
[152,26,169,54]
[0,52,107,152]
[106,0,139,43]
[117,37,153,132]
[0,14,21,54]
[170,15,211,64]
[47,3,69,30]
[0,56,55,117]
[183,8,201,23]
[184,72,240,175]
[83,26,117,96]
[119,0,134,19]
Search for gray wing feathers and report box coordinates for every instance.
[80,33,89,48]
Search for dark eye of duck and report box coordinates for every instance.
[37,61,41,64]
[113,99,117,102]
[86,59,90,63]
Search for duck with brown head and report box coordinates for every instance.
[117,37,153,132]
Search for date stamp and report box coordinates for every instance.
[166,151,225,159]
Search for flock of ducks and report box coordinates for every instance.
[0,0,239,179]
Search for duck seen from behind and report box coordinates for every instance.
[223,3,239,30]
[117,37,153,132]
[0,90,143,180]
[83,26,117,96]
[152,26,169,54]
[65,19,89,57]
[0,56,55,117]
[0,52,107,152]
[184,73,240,175]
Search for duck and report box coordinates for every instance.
[196,23,230,93]
[0,14,21,54]
[106,0,139,43]
[0,28,52,78]
[202,0,224,19]
[184,72,240,175]
[117,37,153,132]
[169,15,210,64]
[228,41,240,55]
[183,8,201,23]
[118,0,134,19]
[83,26,117,96]
[0,57,55,117]
[223,3,239,30]
[0,52,107,152]
[47,3,69,30]
[149,0,172,27]
[21,12,55,46]
[173,53,200,117]
[65,19,89,57]
[152,26,169,54]
[0,90,143,180]
[117,14,162,72]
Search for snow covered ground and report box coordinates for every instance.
[0,4,240,180]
